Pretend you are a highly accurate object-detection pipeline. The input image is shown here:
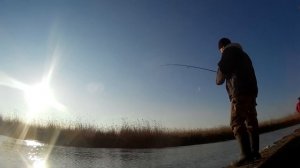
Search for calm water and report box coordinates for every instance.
[0,125,299,168]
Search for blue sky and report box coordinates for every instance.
[0,0,299,129]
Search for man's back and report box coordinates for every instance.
[218,44,258,98]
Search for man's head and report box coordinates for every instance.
[218,37,231,53]
[298,97,300,101]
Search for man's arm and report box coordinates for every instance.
[218,49,236,74]
[216,68,225,85]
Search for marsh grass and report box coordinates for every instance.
[0,114,299,148]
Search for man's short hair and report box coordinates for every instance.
[218,38,231,49]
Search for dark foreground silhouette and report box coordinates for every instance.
[226,128,300,168]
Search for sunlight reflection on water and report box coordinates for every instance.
[25,140,44,147]
[24,140,48,168]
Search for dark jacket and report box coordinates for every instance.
[216,43,258,99]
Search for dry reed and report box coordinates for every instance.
[0,113,299,148]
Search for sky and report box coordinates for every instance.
[0,0,299,129]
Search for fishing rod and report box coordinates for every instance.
[161,64,217,73]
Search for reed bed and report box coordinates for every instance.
[0,113,299,148]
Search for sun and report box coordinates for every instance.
[25,81,53,112]
[0,46,67,122]
[24,79,65,118]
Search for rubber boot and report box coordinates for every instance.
[231,132,253,167]
[249,131,261,160]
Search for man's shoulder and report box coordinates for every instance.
[223,45,243,57]
[224,43,243,51]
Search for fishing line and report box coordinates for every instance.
[161,64,216,73]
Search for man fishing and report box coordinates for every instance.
[216,38,261,166]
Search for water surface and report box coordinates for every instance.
[0,125,299,168]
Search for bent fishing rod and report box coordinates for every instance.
[161,64,216,73]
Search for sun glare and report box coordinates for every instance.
[0,44,67,122]
[24,79,66,120]
[25,82,53,112]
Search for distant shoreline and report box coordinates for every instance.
[0,114,299,148]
